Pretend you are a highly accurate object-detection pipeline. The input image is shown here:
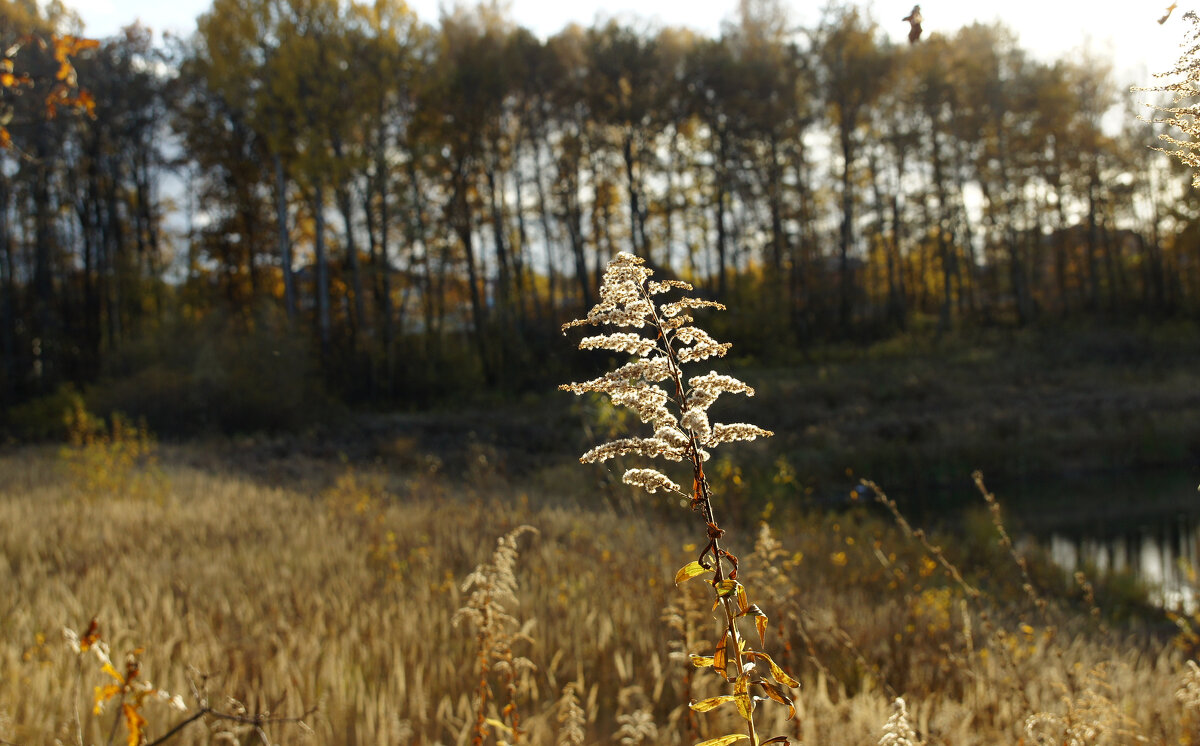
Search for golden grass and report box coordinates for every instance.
[0,447,1196,745]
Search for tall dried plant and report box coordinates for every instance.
[878,698,923,746]
[555,683,586,746]
[453,525,539,745]
[1137,10,1200,183]
[561,252,796,746]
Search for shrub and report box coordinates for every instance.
[3,382,83,441]
[89,306,335,435]
[59,394,167,503]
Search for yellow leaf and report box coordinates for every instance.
[715,579,739,597]
[695,735,750,746]
[713,630,730,675]
[755,613,768,649]
[675,561,711,585]
[747,651,799,688]
[734,673,754,721]
[690,654,715,668]
[101,662,124,683]
[93,684,122,715]
[761,680,797,720]
[689,695,735,712]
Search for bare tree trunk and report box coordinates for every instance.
[453,159,493,384]
[314,180,332,357]
[1100,204,1122,313]
[373,134,394,389]
[766,135,787,276]
[363,142,394,393]
[0,173,15,398]
[1051,172,1070,317]
[532,133,558,314]
[664,127,679,271]
[485,163,512,315]
[1146,176,1167,312]
[406,157,436,342]
[74,157,102,378]
[838,121,854,328]
[274,153,297,321]
[713,127,729,298]
[560,130,592,308]
[337,185,366,335]
[1085,166,1102,312]
[511,159,533,321]
[623,128,648,258]
[102,156,124,345]
[952,146,979,315]
[929,122,955,334]
[791,140,815,339]
[32,135,55,390]
[133,149,163,322]
[868,150,900,329]
[888,143,908,329]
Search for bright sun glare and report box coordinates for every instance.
[69,0,1191,86]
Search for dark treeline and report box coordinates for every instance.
[1,0,1197,423]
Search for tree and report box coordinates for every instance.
[815,5,890,327]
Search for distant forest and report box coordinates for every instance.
[1,0,1196,425]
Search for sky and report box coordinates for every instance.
[66,0,1190,86]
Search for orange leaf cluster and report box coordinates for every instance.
[67,620,181,746]
[0,32,98,149]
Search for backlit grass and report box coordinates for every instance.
[1,446,1197,744]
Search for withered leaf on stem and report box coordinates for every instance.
[734,673,754,721]
[713,630,730,676]
[675,561,712,586]
[759,680,797,721]
[690,654,715,668]
[689,694,735,713]
[746,650,799,688]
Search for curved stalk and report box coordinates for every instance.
[642,280,760,746]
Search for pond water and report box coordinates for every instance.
[1003,468,1200,610]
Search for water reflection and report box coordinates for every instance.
[1007,469,1200,610]
[1045,518,1198,609]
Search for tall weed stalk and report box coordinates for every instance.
[562,252,796,745]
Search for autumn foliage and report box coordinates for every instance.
[0,32,96,148]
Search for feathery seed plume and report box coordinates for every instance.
[560,252,771,497]
[879,697,923,746]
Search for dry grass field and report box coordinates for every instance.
[1,441,1198,745]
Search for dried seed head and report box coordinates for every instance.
[562,252,769,496]
[556,683,586,746]
[879,698,923,746]
[622,468,683,494]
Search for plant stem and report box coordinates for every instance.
[72,656,84,746]
[644,282,759,746]
[104,690,125,746]
[472,588,493,746]
[144,709,207,746]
